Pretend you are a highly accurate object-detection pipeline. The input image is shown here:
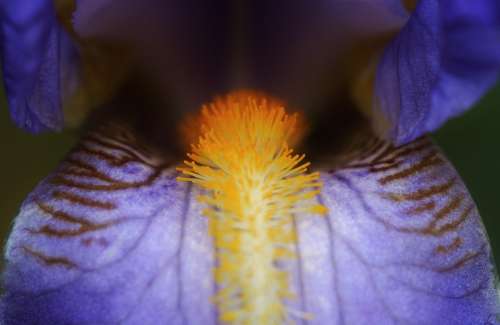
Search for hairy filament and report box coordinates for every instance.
[178,91,326,324]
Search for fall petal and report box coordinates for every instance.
[1,122,217,324]
[2,120,498,324]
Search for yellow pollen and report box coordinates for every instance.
[177,91,327,325]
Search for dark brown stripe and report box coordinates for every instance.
[435,247,484,273]
[64,158,99,172]
[37,201,95,226]
[369,160,404,173]
[22,246,77,269]
[431,205,473,236]
[49,165,166,191]
[382,138,430,162]
[27,221,113,238]
[59,168,118,184]
[381,178,456,202]
[77,144,133,167]
[345,139,430,171]
[378,152,444,185]
[380,200,471,237]
[357,140,386,161]
[52,191,116,210]
[435,237,463,255]
[406,201,437,216]
[84,134,153,165]
[427,196,464,229]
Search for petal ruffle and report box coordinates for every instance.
[2,122,499,323]
[374,0,500,145]
[0,0,79,133]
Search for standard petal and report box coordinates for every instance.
[374,0,500,145]
[1,122,217,324]
[0,0,79,133]
[292,136,500,324]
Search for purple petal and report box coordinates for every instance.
[2,119,498,323]
[374,0,500,145]
[294,136,500,323]
[1,121,217,324]
[0,0,79,133]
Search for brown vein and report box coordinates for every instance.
[37,201,95,226]
[84,134,153,165]
[368,160,404,173]
[33,201,117,237]
[434,247,485,273]
[76,143,135,167]
[425,196,463,230]
[378,152,444,185]
[376,197,471,237]
[405,201,437,216]
[380,178,456,202]
[22,246,77,269]
[49,165,167,191]
[52,191,116,210]
[435,237,463,255]
[59,168,118,183]
[430,205,474,236]
[345,138,430,171]
[381,137,430,162]
[27,221,114,238]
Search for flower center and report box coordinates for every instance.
[178,91,327,324]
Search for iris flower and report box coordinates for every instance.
[1,1,500,324]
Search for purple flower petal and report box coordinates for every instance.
[374,0,500,145]
[0,0,79,133]
[294,136,499,323]
[1,122,217,324]
[2,120,498,323]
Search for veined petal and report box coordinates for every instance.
[374,0,500,145]
[295,136,500,324]
[0,0,80,133]
[2,119,498,323]
[1,121,217,324]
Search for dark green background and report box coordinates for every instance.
[0,85,499,270]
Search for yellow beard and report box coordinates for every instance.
[178,91,326,324]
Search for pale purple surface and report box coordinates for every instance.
[1,125,498,324]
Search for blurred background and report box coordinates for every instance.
[0,84,499,270]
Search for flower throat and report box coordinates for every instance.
[178,92,326,324]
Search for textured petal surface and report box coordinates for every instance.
[294,136,500,324]
[0,0,79,133]
[2,123,499,324]
[1,122,217,324]
[374,0,500,145]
